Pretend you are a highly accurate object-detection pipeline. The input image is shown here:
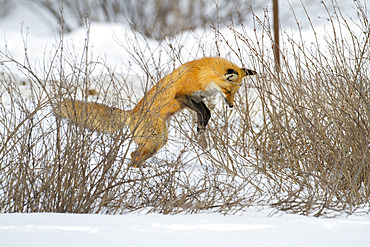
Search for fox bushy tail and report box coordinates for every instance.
[55,99,168,167]
[55,100,131,134]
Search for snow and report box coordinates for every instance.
[1,0,369,246]
[1,210,370,247]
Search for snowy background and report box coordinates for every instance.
[1,0,370,246]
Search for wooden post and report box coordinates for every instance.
[273,0,280,72]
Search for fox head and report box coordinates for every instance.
[197,58,256,108]
[177,57,257,108]
[219,67,257,108]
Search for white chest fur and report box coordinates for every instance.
[191,82,224,102]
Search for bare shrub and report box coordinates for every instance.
[0,18,261,214]
[0,1,368,216]
[213,1,369,215]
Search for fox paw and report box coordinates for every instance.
[197,132,208,149]
[128,160,141,168]
[125,158,140,168]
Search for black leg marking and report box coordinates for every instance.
[194,100,211,133]
[179,96,211,133]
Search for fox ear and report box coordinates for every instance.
[224,69,239,81]
[243,68,257,77]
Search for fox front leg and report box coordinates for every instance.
[179,96,211,134]
[193,100,211,134]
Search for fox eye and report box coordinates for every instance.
[224,69,239,81]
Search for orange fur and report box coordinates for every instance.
[57,57,257,166]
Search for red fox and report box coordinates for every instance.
[57,57,257,166]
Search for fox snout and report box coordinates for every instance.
[224,96,235,108]
[226,98,234,108]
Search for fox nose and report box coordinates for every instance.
[223,96,234,108]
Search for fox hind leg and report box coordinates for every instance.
[129,122,168,167]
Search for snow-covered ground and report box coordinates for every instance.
[1,209,370,247]
[1,1,369,246]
